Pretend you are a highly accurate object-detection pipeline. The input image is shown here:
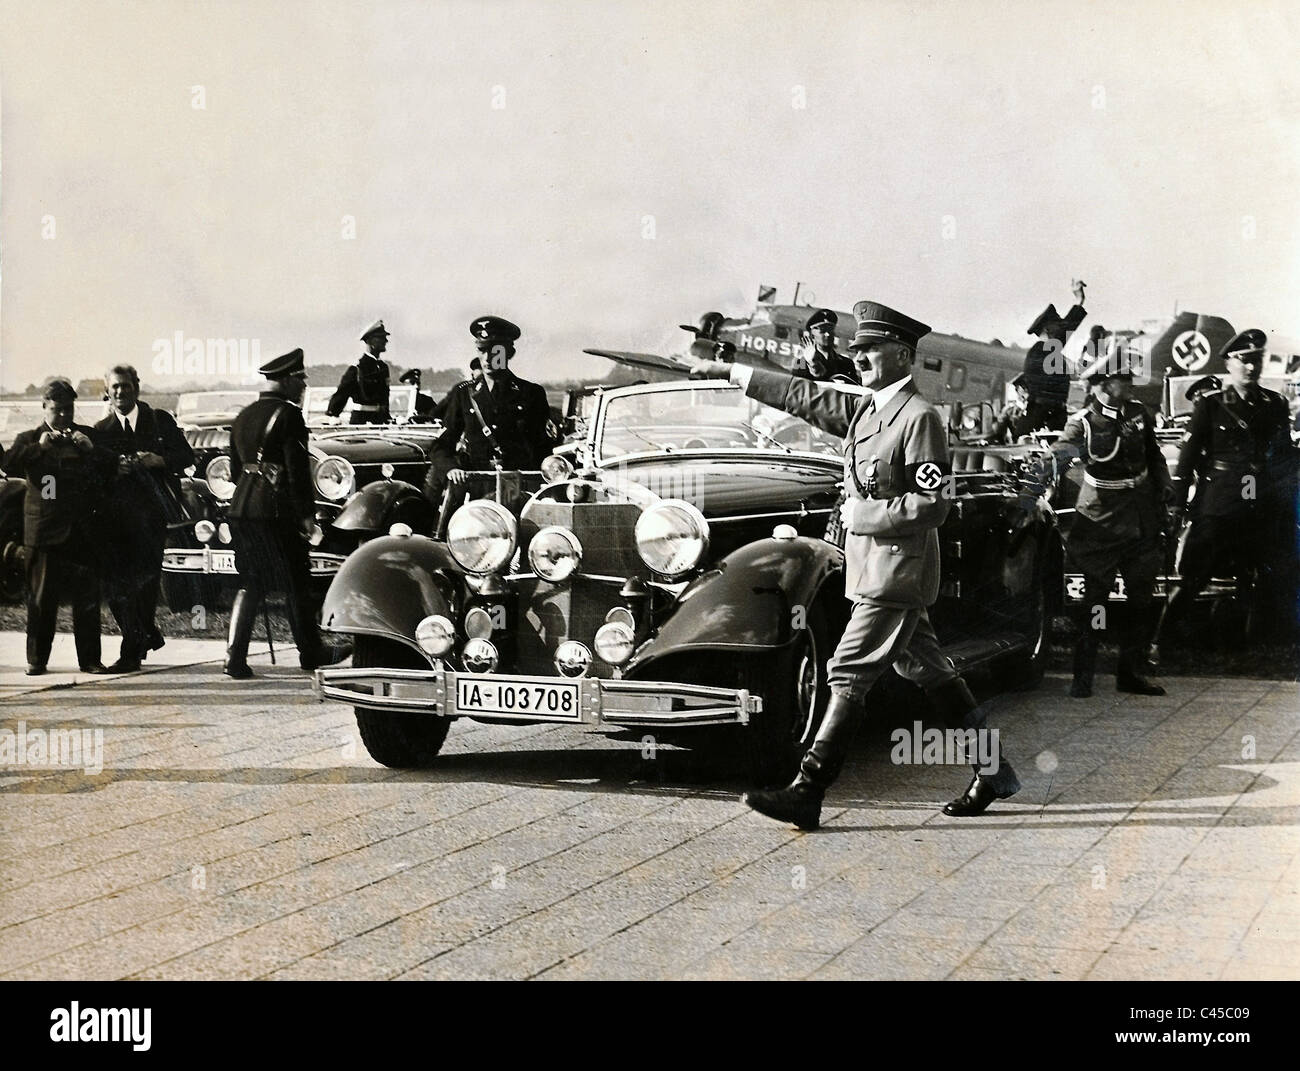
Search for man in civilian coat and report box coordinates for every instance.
[2,379,117,674]
[691,300,1021,830]
[92,364,195,671]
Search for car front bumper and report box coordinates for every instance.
[162,546,347,577]
[313,667,762,728]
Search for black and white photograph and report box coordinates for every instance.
[0,0,1296,1019]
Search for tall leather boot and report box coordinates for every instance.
[926,677,1021,816]
[224,589,259,679]
[741,693,862,830]
[1070,630,1099,698]
[1117,600,1165,696]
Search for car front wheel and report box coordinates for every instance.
[352,635,450,767]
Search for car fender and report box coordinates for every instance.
[320,533,457,655]
[332,479,434,535]
[626,536,843,674]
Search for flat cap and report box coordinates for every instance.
[360,319,388,342]
[259,347,306,380]
[398,368,421,386]
[1220,328,1267,361]
[1184,374,1222,400]
[43,378,77,402]
[805,308,838,333]
[849,300,931,350]
[470,316,521,344]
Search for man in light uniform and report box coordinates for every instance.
[691,300,1021,830]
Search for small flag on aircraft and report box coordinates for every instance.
[757,285,777,304]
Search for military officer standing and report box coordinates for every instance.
[1052,343,1173,697]
[225,349,351,679]
[399,368,436,419]
[990,372,1030,443]
[1159,329,1295,642]
[2,379,116,675]
[422,317,554,514]
[792,308,859,384]
[691,301,1021,830]
[92,364,195,672]
[1021,280,1088,432]
[327,319,391,424]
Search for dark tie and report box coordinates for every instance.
[121,416,136,447]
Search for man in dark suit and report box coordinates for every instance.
[327,319,392,424]
[1159,329,1296,642]
[225,348,351,679]
[692,301,1021,830]
[2,379,116,675]
[92,364,195,672]
[1021,280,1088,432]
[791,308,859,384]
[422,317,555,516]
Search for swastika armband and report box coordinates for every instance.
[907,459,949,493]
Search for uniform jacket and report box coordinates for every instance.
[327,353,390,420]
[1021,304,1086,403]
[92,401,195,510]
[1054,395,1172,535]
[1,423,117,547]
[745,369,951,608]
[1174,386,1293,517]
[228,393,314,523]
[430,370,553,474]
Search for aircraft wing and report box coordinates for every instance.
[583,349,696,376]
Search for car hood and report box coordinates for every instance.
[595,454,840,518]
[309,435,431,465]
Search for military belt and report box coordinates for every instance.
[1084,468,1147,490]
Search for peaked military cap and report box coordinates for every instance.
[1027,305,1062,336]
[1184,374,1222,400]
[713,340,737,361]
[259,347,306,380]
[849,300,931,350]
[43,378,77,402]
[1010,372,1026,388]
[805,308,838,332]
[470,316,521,344]
[1220,328,1267,361]
[398,368,421,386]
[360,319,388,342]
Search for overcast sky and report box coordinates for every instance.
[0,0,1296,392]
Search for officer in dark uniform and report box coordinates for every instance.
[422,317,554,515]
[327,319,391,424]
[225,349,351,678]
[399,368,436,419]
[1052,342,1174,697]
[92,364,195,671]
[691,300,1021,829]
[1021,280,1088,432]
[430,357,483,423]
[990,372,1030,443]
[2,379,116,675]
[1159,329,1295,641]
[791,308,859,384]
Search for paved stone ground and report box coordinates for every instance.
[0,630,1296,980]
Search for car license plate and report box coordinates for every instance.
[210,550,238,575]
[455,676,581,721]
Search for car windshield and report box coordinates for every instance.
[303,385,416,422]
[177,392,257,416]
[596,384,845,461]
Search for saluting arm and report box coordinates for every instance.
[743,368,857,438]
[847,408,953,537]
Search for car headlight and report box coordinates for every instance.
[414,615,455,656]
[594,621,635,666]
[528,526,582,582]
[540,455,573,483]
[217,522,232,544]
[634,499,708,579]
[194,519,216,544]
[314,455,355,501]
[204,456,235,501]
[447,500,517,575]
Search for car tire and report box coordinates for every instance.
[736,601,830,785]
[352,635,450,768]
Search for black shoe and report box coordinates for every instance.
[742,782,825,831]
[25,664,46,676]
[1069,676,1093,698]
[1117,670,1165,696]
[146,629,165,652]
[106,658,143,673]
[300,640,352,672]
[224,660,255,680]
[79,663,110,674]
[943,771,1018,817]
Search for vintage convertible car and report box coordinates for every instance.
[313,377,1061,781]
[161,385,442,600]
